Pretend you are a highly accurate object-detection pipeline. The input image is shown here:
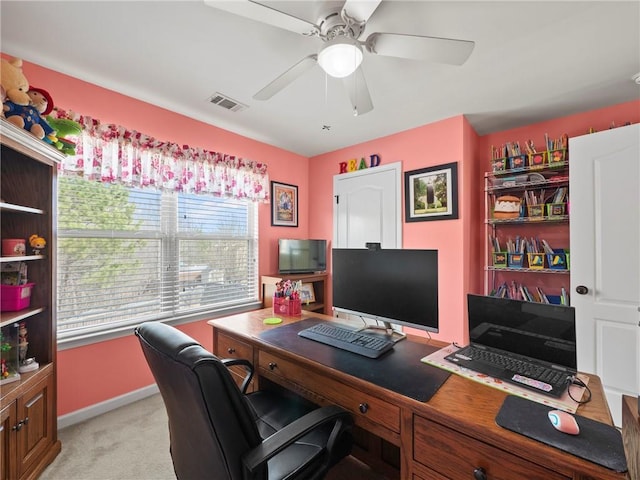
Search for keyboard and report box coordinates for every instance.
[446,345,571,394]
[298,323,395,359]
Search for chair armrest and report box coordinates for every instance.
[221,357,254,394]
[241,405,352,477]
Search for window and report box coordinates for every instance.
[57,176,259,339]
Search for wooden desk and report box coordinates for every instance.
[209,309,628,480]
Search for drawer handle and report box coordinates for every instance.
[268,362,277,370]
[358,403,369,414]
[227,347,236,354]
[473,467,487,480]
[12,421,23,431]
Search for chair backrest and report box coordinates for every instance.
[135,321,262,480]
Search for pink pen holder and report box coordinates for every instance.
[273,296,301,316]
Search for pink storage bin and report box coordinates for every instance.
[0,283,35,312]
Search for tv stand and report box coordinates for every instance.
[356,322,407,343]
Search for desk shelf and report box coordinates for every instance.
[261,272,328,314]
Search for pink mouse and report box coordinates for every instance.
[548,410,580,435]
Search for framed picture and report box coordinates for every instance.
[271,181,298,227]
[299,283,316,303]
[404,162,459,222]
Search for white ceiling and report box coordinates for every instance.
[1,1,639,157]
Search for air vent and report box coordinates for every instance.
[208,92,247,112]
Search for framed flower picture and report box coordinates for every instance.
[271,181,298,227]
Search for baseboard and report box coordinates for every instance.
[57,384,160,429]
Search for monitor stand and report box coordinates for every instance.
[356,322,407,344]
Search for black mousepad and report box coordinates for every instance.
[258,317,450,402]
[495,395,627,472]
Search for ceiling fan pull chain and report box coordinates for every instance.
[325,72,329,109]
[353,59,358,116]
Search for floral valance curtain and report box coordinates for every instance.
[51,108,270,202]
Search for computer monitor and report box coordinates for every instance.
[332,248,439,338]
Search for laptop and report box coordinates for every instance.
[445,294,577,397]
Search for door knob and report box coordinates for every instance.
[575,285,589,295]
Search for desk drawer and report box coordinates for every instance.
[259,351,400,434]
[413,415,568,480]
[217,332,255,392]
[217,332,253,360]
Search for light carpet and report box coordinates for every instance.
[41,394,387,480]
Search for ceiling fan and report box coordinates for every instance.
[205,0,475,116]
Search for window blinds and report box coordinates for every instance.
[57,177,258,337]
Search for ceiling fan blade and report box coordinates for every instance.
[253,55,318,100]
[342,67,373,116]
[367,33,475,65]
[204,0,317,35]
[342,0,382,23]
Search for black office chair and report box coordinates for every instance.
[135,321,353,480]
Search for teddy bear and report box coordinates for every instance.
[1,57,55,140]
[27,87,56,140]
[0,57,30,106]
[3,86,56,140]
[27,88,53,117]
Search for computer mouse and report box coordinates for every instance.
[548,409,580,435]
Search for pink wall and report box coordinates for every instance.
[309,116,481,344]
[5,53,639,417]
[309,101,639,345]
[6,55,312,415]
[462,117,484,311]
[8,54,311,280]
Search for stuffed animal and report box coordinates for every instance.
[46,116,82,155]
[29,234,46,255]
[0,57,30,106]
[27,88,53,116]
[0,85,6,118]
[28,87,56,140]
[1,56,54,140]
[3,85,56,140]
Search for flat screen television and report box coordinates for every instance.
[332,248,439,335]
[278,239,327,274]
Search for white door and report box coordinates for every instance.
[333,162,402,324]
[333,162,402,249]
[569,124,640,427]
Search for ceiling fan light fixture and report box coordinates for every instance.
[318,37,363,78]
